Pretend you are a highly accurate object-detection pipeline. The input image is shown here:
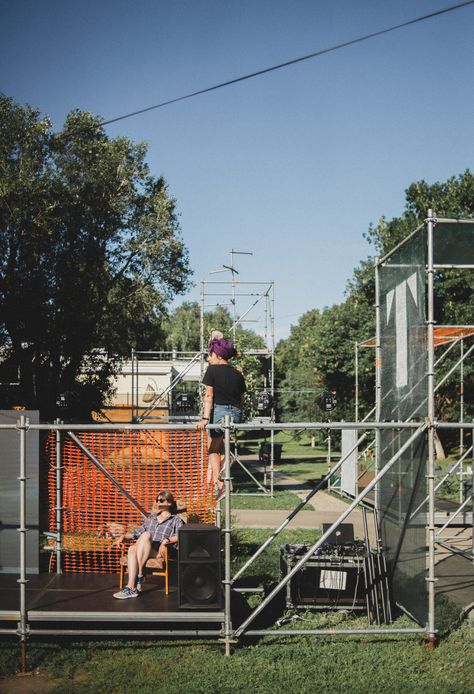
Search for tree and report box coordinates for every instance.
[162,301,267,419]
[276,171,474,448]
[0,95,191,420]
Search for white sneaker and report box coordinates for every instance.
[113,587,139,599]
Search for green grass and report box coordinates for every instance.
[233,430,335,488]
[230,489,314,511]
[237,430,335,459]
[434,454,472,502]
[231,527,320,583]
[1,621,473,694]
[0,527,472,693]
[277,458,328,484]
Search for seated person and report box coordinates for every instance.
[113,490,183,599]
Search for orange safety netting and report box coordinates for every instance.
[46,430,214,573]
[359,325,474,349]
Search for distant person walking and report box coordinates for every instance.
[197,336,245,501]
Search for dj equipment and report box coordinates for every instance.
[280,522,392,622]
[280,542,367,612]
[178,524,222,609]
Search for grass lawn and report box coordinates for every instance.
[230,489,314,511]
[233,430,334,488]
[1,528,472,694]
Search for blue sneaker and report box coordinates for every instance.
[113,587,139,599]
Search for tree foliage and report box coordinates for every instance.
[163,301,267,419]
[276,171,474,448]
[0,95,190,419]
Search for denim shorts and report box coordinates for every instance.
[210,404,241,438]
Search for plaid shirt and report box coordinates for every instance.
[132,513,184,544]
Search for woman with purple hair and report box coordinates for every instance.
[197,336,246,501]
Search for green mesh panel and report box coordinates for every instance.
[379,228,428,625]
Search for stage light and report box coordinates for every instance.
[317,390,337,412]
[252,390,273,413]
[172,391,196,414]
[56,393,68,408]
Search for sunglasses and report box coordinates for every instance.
[156,496,169,503]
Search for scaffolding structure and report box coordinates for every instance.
[2,212,474,663]
[129,251,276,494]
[200,269,276,496]
[350,328,474,523]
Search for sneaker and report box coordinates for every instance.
[136,574,145,593]
[113,587,139,599]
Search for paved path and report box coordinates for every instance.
[231,459,377,541]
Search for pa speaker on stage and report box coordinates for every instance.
[178,524,222,609]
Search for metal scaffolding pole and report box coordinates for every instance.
[355,341,359,422]
[375,256,382,518]
[460,337,465,503]
[233,422,427,639]
[231,430,368,584]
[55,421,63,574]
[426,209,437,645]
[18,415,28,672]
[223,415,233,656]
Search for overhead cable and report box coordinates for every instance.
[101,1,474,126]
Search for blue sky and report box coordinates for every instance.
[1,1,473,342]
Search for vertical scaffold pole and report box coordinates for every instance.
[270,282,275,497]
[355,341,359,423]
[131,348,136,421]
[426,210,437,646]
[200,283,206,483]
[55,421,62,574]
[18,415,28,672]
[471,442,474,565]
[375,257,381,518]
[223,415,233,655]
[459,338,465,504]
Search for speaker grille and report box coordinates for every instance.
[181,565,219,603]
[178,524,222,608]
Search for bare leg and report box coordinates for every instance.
[209,436,224,491]
[126,532,155,589]
[126,544,139,589]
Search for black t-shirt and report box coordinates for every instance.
[202,364,246,408]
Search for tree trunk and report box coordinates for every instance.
[434,430,446,460]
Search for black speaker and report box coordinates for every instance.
[178,524,222,609]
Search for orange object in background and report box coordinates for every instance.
[46,430,214,573]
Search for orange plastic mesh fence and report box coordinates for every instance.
[46,430,214,573]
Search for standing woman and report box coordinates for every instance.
[197,337,246,501]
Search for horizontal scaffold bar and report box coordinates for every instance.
[0,420,427,431]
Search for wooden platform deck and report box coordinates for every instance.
[0,573,224,630]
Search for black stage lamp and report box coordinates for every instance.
[253,390,273,414]
[173,391,196,414]
[317,391,337,412]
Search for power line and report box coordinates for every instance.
[101,1,474,127]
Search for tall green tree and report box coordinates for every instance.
[276,171,474,445]
[163,301,267,419]
[0,95,190,419]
